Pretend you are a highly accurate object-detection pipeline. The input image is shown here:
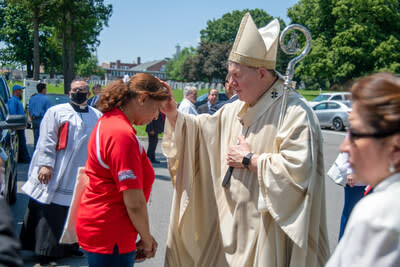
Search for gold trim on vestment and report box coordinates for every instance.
[229,52,276,69]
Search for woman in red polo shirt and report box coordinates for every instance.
[76,73,170,267]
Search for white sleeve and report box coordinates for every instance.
[35,108,60,168]
[326,221,400,266]
[327,152,349,186]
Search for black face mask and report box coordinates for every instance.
[70,92,88,104]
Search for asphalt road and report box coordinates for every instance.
[10,129,346,267]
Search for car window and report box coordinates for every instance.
[327,103,340,109]
[47,94,70,107]
[344,102,352,108]
[313,103,327,110]
[313,94,329,101]
[344,94,352,100]
[0,98,7,121]
[331,95,342,100]
[0,78,9,103]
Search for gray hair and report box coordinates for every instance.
[183,86,197,96]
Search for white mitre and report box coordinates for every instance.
[229,13,280,70]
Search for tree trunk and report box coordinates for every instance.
[62,30,70,94]
[63,7,75,94]
[33,7,40,81]
[62,6,70,94]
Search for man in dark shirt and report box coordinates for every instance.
[197,88,218,114]
[145,113,165,163]
[7,85,30,163]
[28,83,51,149]
[209,74,238,115]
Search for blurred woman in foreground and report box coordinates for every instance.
[326,72,400,266]
[76,73,170,267]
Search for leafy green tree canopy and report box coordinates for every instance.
[165,47,196,81]
[288,0,400,90]
[182,9,289,82]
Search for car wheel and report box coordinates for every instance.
[332,117,344,131]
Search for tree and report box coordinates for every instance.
[288,0,400,89]
[200,9,277,43]
[193,9,289,82]
[8,0,54,80]
[0,1,35,77]
[165,47,196,81]
[76,54,104,78]
[181,41,232,82]
[48,0,112,93]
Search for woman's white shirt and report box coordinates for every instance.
[326,173,400,266]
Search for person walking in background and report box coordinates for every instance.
[7,85,30,163]
[87,84,102,108]
[178,86,198,115]
[327,152,367,240]
[209,73,238,115]
[20,79,101,264]
[76,73,169,267]
[326,72,400,266]
[28,82,51,149]
[197,88,218,114]
[146,112,165,164]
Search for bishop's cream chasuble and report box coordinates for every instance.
[162,79,329,267]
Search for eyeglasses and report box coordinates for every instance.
[348,129,397,143]
[71,87,89,93]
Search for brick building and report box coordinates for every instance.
[102,57,167,80]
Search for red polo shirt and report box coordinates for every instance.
[76,108,155,254]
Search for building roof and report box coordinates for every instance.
[130,60,165,71]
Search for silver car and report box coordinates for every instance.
[309,92,351,107]
[312,100,351,131]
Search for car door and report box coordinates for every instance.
[0,100,12,199]
[313,103,329,127]
[326,102,341,124]
[0,77,11,103]
[0,99,17,164]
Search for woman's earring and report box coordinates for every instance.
[389,162,396,173]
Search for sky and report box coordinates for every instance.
[97,0,299,64]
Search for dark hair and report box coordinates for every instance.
[92,84,102,91]
[37,83,46,93]
[351,72,400,135]
[97,73,170,113]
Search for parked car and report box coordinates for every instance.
[309,92,351,107]
[195,92,228,107]
[0,96,26,204]
[46,93,70,107]
[312,100,351,131]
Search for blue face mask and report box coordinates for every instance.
[70,92,88,104]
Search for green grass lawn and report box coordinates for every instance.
[8,80,339,136]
